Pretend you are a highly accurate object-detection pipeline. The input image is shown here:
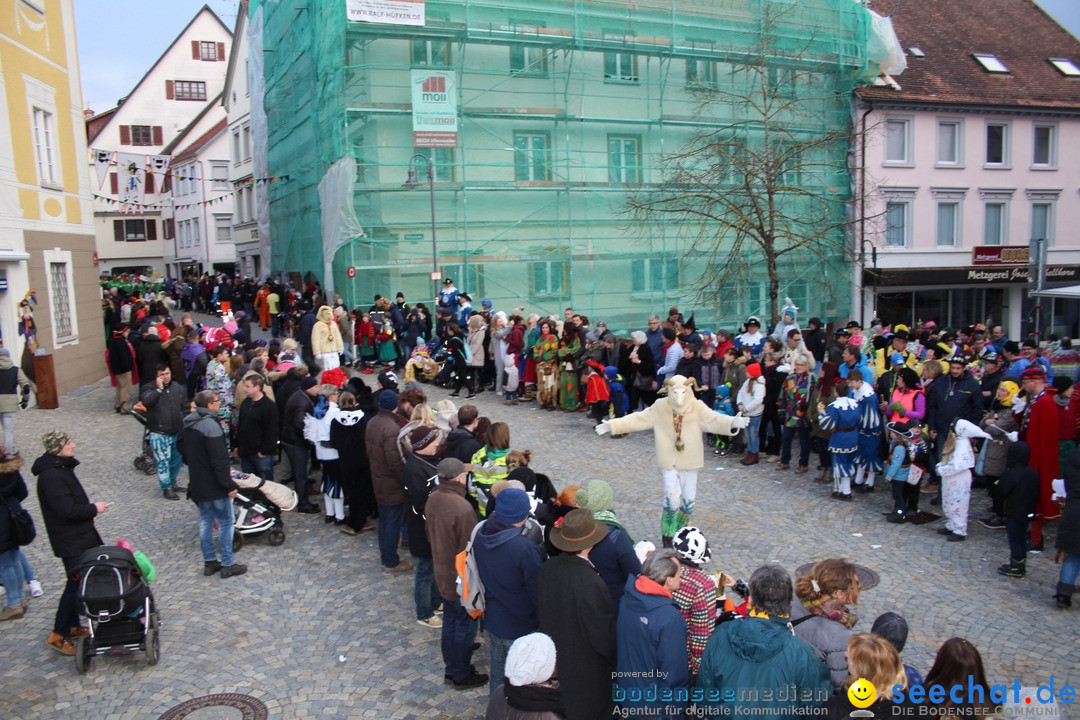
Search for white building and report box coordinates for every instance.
[222,1,261,278]
[85,6,231,275]
[856,0,1080,337]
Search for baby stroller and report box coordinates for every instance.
[230,470,294,550]
[71,545,160,674]
[127,407,155,475]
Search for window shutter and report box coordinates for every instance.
[110,173,118,194]
[152,126,163,146]
[192,40,200,59]
[113,220,124,242]
[119,125,130,145]
[217,42,226,61]
[146,220,158,241]
[145,173,155,194]
[164,218,175,239]
[165,80,174,99]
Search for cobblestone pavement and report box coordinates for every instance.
[1,316,1076,718]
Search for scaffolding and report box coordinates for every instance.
[253,0,872,331]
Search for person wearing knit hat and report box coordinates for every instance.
[736,363,766,466]
[34,430,108,655]
[537,507,616,718]
[485,633,563,718]
[577,479,640,608]
[401,416,445,628]
[670,527,715,678]
[377,389,399,411]
[367,386,412,574]
[977,379,1022,530]
[615,548,690,716]
[473,486,544,694]
[870,612,924,688]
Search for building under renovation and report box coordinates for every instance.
[253,0,875,329]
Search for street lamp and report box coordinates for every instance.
[403,153,439,303]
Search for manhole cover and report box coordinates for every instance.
[158,694,268,720]
[794,563,879,591]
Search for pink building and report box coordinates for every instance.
[856,0,1080,339]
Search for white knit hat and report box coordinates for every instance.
[505,633,557,687]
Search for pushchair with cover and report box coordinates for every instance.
[230,469,295,550]
[71,545,161,673]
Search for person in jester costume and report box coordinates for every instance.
[597,375,749,546]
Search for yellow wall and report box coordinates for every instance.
[1,0,82,224]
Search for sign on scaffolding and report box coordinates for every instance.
[412,69,458,148]
[346,0,424,26]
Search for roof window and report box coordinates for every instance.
[908,47,925,58]
[1049,58,1080,76]
[973,54,1009,73]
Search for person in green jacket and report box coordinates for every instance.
[697,565,831,718]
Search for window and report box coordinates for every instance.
[210,162,229,190]
[1033,124,1056,167]
[936,120,963,166]
[984,203,1006,245]
[767,65,797,98]
[973,53,1009,73]
[130,125,153,146]
[199,41,219,61]
[232,130,241,165]
[173,81,207,101]
[416,147,455,182]
[411,39,451,67]
[112,219,157,242]
[885,201,909,248]
[936,203,960,247]
[510,45,549,76]
[45,250,77,345]
[215,216,232,244]
[243,185,254,222]
[31,107,56,186]
[1031,203,1054,246]
[1049,58,1080,76]
[631,257,678,293]
[884,118,911,165]
[531,260,566,296]
[192,218,201,246]
[440,263,484,297]
[242,125,252,161]
[604,51,638,82]
[608,135,641,184]
[985,122,1009,166]
[514,132,550,182]
[686,58,718,87]
[164,218,175,240]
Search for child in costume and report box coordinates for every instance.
[818,381,860,501]
[605,366,629,419]
[584,360,611,425]
[883,421,917,522]
[935,419,991,541]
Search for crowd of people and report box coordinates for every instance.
[4,275,1069,714]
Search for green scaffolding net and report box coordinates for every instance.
[254,0,872,332]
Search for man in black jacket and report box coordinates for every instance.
[107,327,136,413]
[33,431,109,655]
[281,376,320,513]
[140,364,188,500]
[179,391,246,578]
[401,426,444,628]
[803,318,827,370]
[445,404,482,462]
[236,375,278,481]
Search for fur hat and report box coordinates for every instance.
[42,430,70,455]
[672,526,711,565]
[505,633,557,687]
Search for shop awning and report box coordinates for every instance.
[1031,285,1080,299]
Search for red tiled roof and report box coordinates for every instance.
[171,117,228,162]
[859,0,1080,109]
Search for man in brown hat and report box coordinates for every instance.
[537,508,616,720]
[425,457,486,689]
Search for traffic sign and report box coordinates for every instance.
[346,266,356,278]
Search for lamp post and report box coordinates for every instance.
[403,153,438,303]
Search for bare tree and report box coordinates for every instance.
[629,6,866,324]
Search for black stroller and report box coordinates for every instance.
[127,408,155,476]
[71,545,161,673]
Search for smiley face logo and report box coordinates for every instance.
[848,678,877,708]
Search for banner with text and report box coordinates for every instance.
[412,69,458,148]
[346,0,424,26]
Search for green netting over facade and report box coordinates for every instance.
[255,0,871,331]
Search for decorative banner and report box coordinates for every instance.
[115,152,146,214]
[411,69,458,148]
[147,154,171,190]
[93,150,114,190]
[91,176,290,211]
[346,0,424,26]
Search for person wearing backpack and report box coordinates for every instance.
[473,488,543,695]
[425,457,486,689]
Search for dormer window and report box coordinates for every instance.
[1049,58,1080,76]
[973,54,1008,73]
